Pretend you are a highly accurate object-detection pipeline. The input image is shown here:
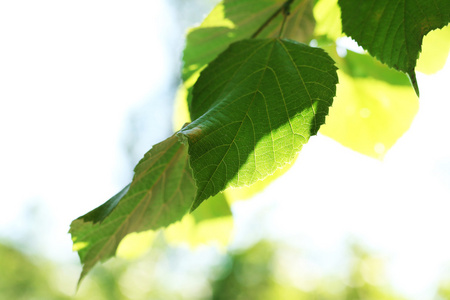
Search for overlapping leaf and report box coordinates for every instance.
[338,0,450,95]
[183,0,315,105]
[179,38,338,210]
[416,25,450,74]
[318,45,418,159]
[320,71,418,159]
[69,134,196,283]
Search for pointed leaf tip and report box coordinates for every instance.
[408,71,420,98]
[338,0,450,94]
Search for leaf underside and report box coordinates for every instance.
[69,134,196,283]
[338,0,450,96]
[179,38,338,210]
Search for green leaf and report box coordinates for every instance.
[179,38,338,210]
[69,134,195,283]
[338,0,450,95]
[182,0,316,98]
[224,154,297,202]
[320,71,418,159]
[339,50,411,86]
[191,192,232,223]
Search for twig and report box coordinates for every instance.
[251,0,294,39]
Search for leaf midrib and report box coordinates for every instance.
[80,142,188,271]
[194,40,277,202]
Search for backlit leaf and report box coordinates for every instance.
[179,38,337,210]
[416,25,450,74]
[70,134,195,283]
[320,71,418,159]
[338,0,450,95]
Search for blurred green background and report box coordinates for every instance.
[3,236,450,300]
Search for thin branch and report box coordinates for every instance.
[278,2,292,37]
[251,0,294,39]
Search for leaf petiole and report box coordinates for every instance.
[251,0,294,39]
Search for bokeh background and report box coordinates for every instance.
[1,1,450,299]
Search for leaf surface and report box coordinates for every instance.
[70,134,195,283]
[338,0,450,95]
[179,38,337,210]
[339,50,411,86]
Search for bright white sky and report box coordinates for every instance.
[0,1,449,300]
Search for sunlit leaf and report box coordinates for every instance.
[164,214,234,248]
[179,38,337,210]
[116,230,157,260]
[313,0,342,40]
[224,155,297,203]
[320,71,418,159]
[416,25,450,74]
[339,50,411,86]
[70,134,196,283]
[191,192,232,223]
[338,0,450,95]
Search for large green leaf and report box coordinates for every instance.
[338,0,450,95]
[182,0,315,101]
[70,134,195,283]
[178,38,338,210]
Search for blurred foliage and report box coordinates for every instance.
[4,237,447,300]
[0,242,69,300]
[210,242,408,300]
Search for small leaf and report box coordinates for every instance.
[164,214,234,248]
[339,50,411,86]
[224,154,297,203]
[338,0,450,95]
[179,38,338,210]
[70,134,195,283]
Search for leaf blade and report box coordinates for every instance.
[70,134,196,283]
[179,38,338,210]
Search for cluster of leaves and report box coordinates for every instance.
[70,0,450,282]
